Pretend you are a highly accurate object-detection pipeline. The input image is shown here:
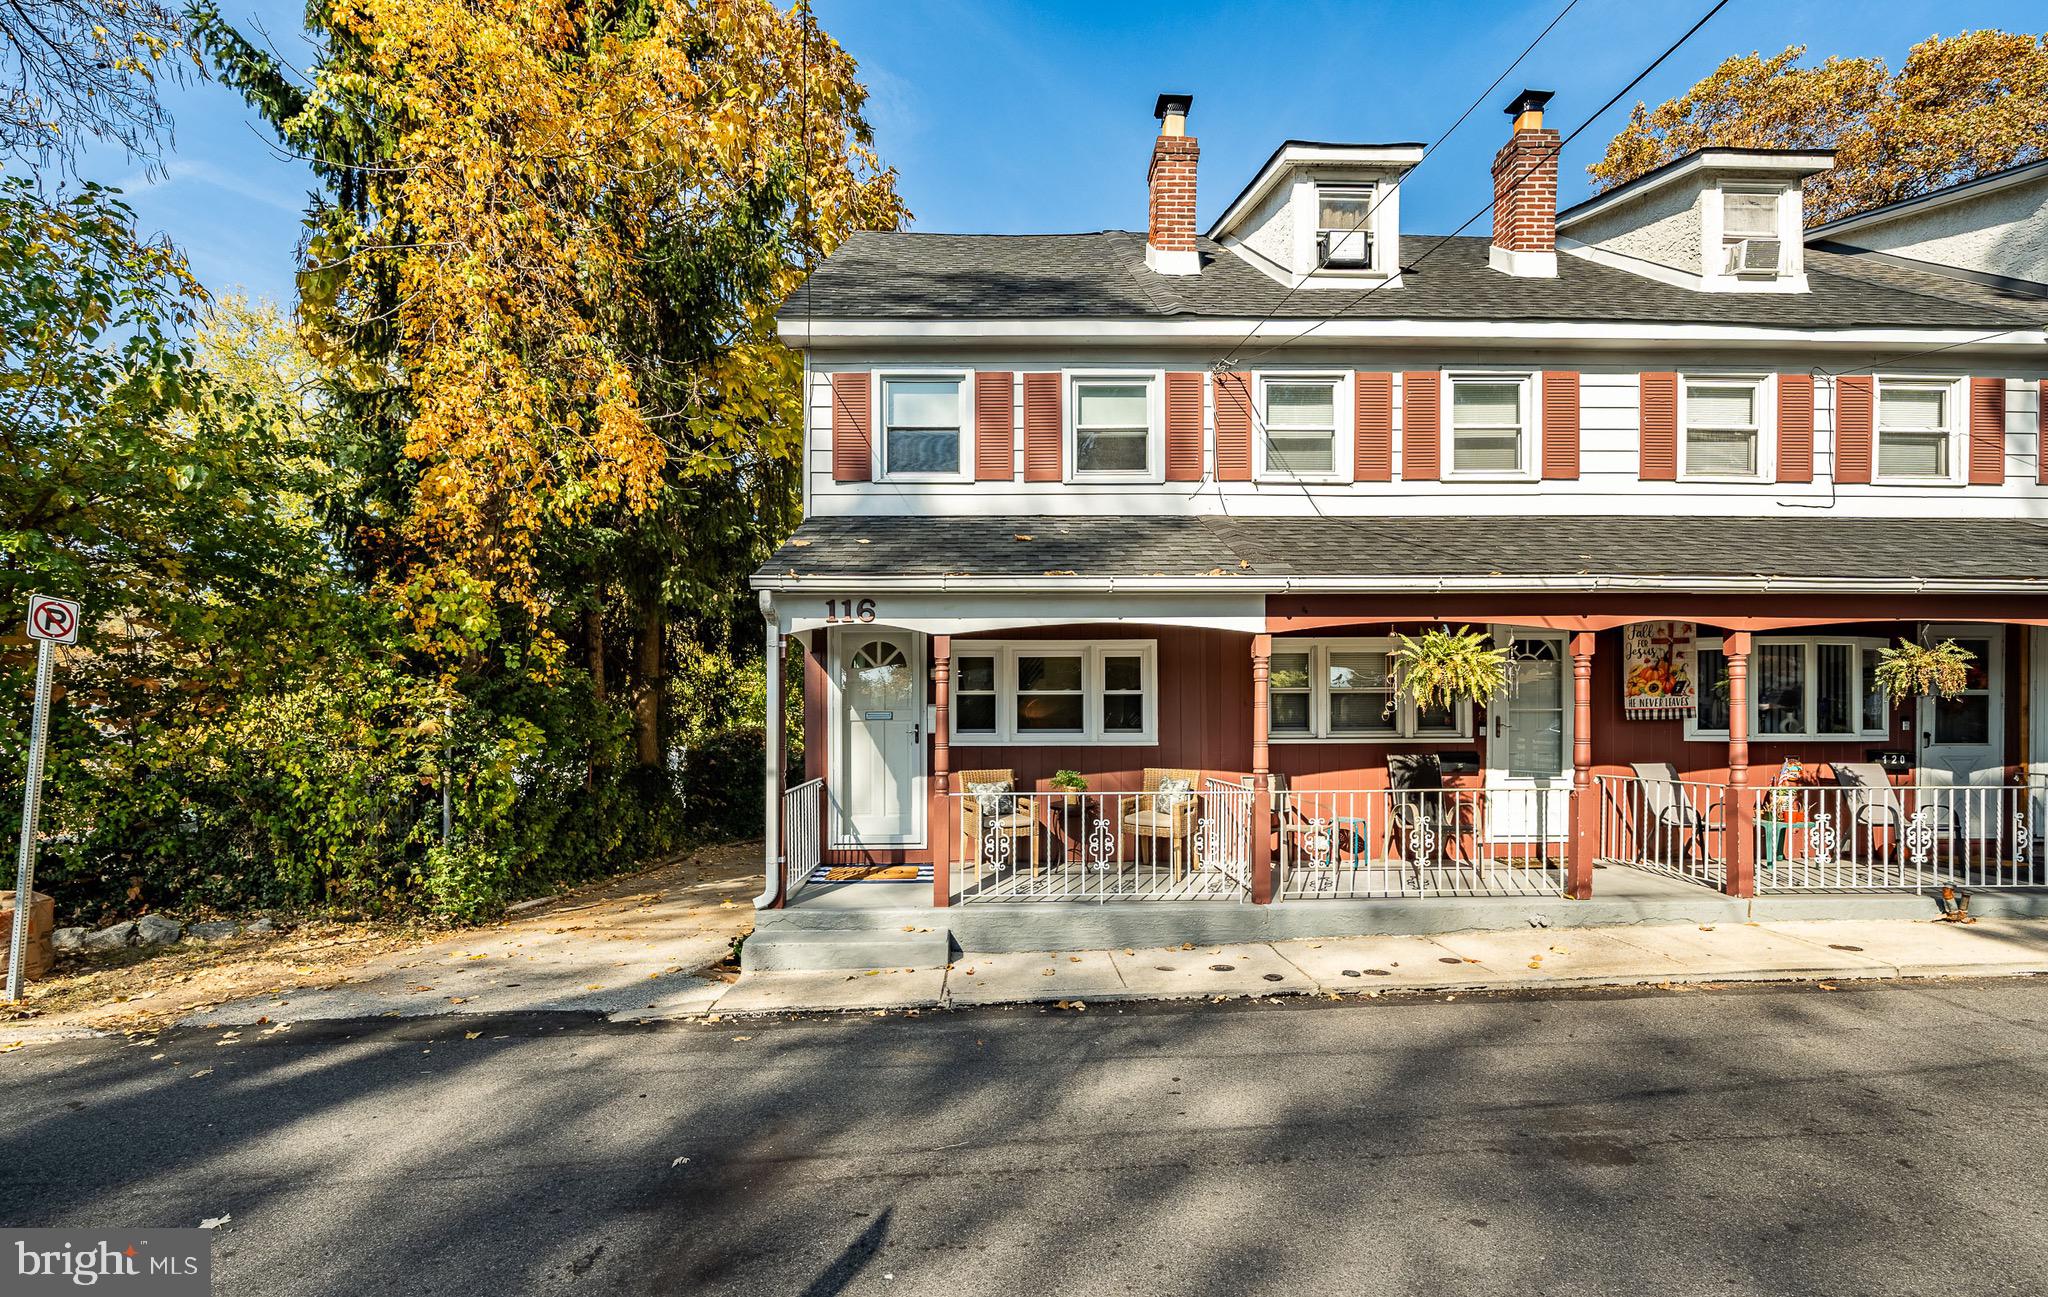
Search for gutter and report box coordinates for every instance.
[750,571,2048,596]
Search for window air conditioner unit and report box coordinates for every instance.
[1318,228,1373,269]
[1726,237,1783,276]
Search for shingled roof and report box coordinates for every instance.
[777,230,2042,331]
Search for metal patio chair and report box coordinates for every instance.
[1627,762,1724,867]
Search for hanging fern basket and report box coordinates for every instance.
[1872,638,1975,701]
[1390,626,1513,713]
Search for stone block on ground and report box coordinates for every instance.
[52,926,86,953]
[82,921,137,953]
[186,921,240,943]
[133,914,183,946]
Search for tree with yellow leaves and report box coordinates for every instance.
[1590,30,2048,225]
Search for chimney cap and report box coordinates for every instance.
[1503,88,1555,117]
[1153,93,1194,121]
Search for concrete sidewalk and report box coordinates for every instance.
[709,916,2048,1016]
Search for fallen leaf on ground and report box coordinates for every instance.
[200,1215,229,1230]
[464,1031,481,1040]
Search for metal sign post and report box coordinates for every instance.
[9,594,79,1002]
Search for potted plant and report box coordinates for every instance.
[1873,637,1976,700]
[1389,625,1513,713]
[1050,769,1088,809]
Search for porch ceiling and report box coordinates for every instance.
[754,515,2048,596]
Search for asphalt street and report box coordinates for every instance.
[8,978,2048,1296]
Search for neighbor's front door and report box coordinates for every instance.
[836,629,925,846]
[1485,630,1572,844]
[1918,624,2003,791]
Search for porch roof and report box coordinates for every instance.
[753,515,2048,594]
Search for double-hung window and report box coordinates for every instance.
[1259,376,1339,477]
[1267,640,1473,741]
[948,642,1157,744]
[1447,375,1529,477]
[1682,378,1764,479]
[1071,376,1155,478]
[1316,184,1375,269]
[1687,636,1891,740]
[1876,379,1957,482]
[880,375,966,477]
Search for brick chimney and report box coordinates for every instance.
[1490,89,1559,278]
[1146,92,1200,275]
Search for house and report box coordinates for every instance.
[749,90,2048,953]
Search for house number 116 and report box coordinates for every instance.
[824,598,876,624]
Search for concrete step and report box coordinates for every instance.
[741,926,952,973]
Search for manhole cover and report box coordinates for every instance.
[1829,944,1864,952]
[1209,964,1235,972]
[1262,972,1285,982]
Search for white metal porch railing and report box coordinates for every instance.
[1275,787,1570,899]
[1753,782,2047,893]
[952,783,1253,903]
[780,777,824,903]
[1595,774,1728,891]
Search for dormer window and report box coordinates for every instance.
[1316,185,1375,269]
[1721,188,1785,278]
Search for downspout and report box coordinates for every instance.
[755,590,784,910]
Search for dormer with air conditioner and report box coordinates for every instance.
[1209,141,1425,289]
[1555,148,1833,293]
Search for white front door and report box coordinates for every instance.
[1918,624,2003,791]
[1485,630,1572,843]
[835,629,925,846]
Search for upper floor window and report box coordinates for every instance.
[1259,377,1339,477]
[1316,184,1375,269]
[1447,375,1529,478]
[1070,377,1155,478]
[1876,379,1957,482]
[949,641,1157,745]
[1681,378,1763,479]
[1688,636,1889,741]
[1268,640,1471,742]
[1720,188,1785,278]
[880,375,965,477]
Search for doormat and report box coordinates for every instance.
[809,863,935,883]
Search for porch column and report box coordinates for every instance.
[759,599,785,909]
[930,635,953,908]
[1723,631,1757,899]
[1250,634,1275,904]
[1568,632,1596,899]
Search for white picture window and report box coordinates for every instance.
[947,642,1158,745]
[879,376,965,477]
[1071,377,1155,478]
[1447,376,1529,477]
[1721,188,1785,277]
[1687,636,1891,741]
[1682,378,1763,479]
[1267,640,1476,742]
[1260,377,1339,477]
[1316,185,1375,268]
[1876,379,1957,482]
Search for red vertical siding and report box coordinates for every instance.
[1354,371,1393,482]
[1835,375,1874,485]
[1541,370,1580,480]
[1969,376,2006,485]
[1022,372,1061,482]
[1401,371,1440,480]
[1777,373,1814,483]
[1638,372,1677,481]
[1214,371,1253,481]
[973,371,1014,480]
[830,372,871,481]
[1165,371,1205,481]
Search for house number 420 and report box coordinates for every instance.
[824,598,876,624]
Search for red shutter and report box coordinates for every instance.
[1353,372,1393,482]
[2039,380,2047,486]
[1165,372,1205,481]
[1969,377,2006,485]
[1022,372,1060,482]
[1638,372,1677,481]
[830,372,871,482]
[1215,371,1253,481]
[974,371,1014,481]
[1400,371,1440,481]
[1541,371,1580,480]
[1776,373,1814,483]
[1835,375,1874,485]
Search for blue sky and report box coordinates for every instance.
[75,0,2047,307]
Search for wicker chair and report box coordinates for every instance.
[1122,767,1201,878]
[958,768,1037,882]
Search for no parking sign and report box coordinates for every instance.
[10,594,81,999]
[26,594,79,645]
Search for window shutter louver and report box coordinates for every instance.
[830,372,871,482]
[1165,372,1205,481]
[1776,374,1814,483]
[1215,371,1253,481]
[1835,375,1874,484]
[1541,371,1580,480]
[974,372,1014,481]
[1638,372,1677,481]
[1969,377,2006,485]
[1354,372,1393,482]
[1400,371,1440,480]
[1023,372,1061,482]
